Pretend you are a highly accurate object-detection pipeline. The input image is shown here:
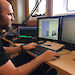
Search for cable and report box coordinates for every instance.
[44,67,53,75]
[22,0,42,24]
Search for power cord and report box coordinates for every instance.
[44,67,53,75]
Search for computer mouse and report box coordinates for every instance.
[44,45,51,46]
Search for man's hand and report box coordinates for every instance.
[23,42,38,51]
[40,50,60,62]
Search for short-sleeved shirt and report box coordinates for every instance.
[0,42,9,66]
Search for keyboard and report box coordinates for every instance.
[30,46,50,56]
[30,45,62,56]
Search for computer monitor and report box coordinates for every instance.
[37,16,62,41]
[61,15,75,50]
[18,26,38,39]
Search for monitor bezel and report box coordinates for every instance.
[37,16,62,42]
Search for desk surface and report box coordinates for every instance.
[48,49,75,75]
[16,43,75,75]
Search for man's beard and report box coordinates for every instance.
[1,25,8,29]
[1,22,12,29]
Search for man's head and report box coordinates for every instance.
[0,0,14,29]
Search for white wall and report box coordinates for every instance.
[17,0,25,23]
[11,0,25,24]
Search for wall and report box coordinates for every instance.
[17,0,25,23]
[11,0,18,23]
[46,0,53,16]
[11,0,25,24]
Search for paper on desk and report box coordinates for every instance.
[40,41,64,51]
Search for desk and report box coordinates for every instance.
[16,43,75,75]
[48,50,75,75]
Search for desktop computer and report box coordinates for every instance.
[37,16,62,42]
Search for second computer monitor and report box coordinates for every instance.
[61,15,75,44]
[18,26,37,39]
[37,16,61,41]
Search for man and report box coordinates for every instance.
[0,0,59,75]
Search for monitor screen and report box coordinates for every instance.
[37,16,61,41]
[61,15,75,44]
[18,26,37,39]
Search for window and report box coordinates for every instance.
[29,0,46,16]
[53,0,75,16]
[53,0,66,15]
[67,0,75,11]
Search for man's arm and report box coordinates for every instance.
[4,42,38,55]
[17,50,59,75]
[0,50,59,75]
[4,46,22,55]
